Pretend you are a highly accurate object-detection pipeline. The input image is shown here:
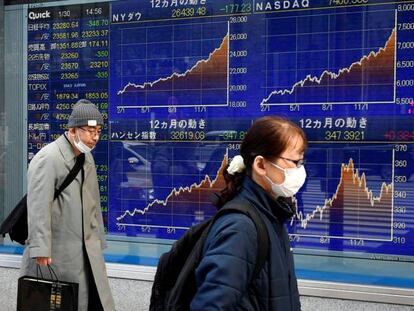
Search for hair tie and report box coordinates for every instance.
[227,155,246,175]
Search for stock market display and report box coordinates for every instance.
[26,0,414,262]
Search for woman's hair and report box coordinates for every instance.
[218,116,307,206]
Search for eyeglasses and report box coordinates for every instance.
[279,156,306,168]
[79,127,102,136]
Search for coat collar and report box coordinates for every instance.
[239,176,296,223]
[56,133,91,164]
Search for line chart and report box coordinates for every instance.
[111,21,230,110]
[290,158,394,241]
[262,10,397,106]
[108,142,228,238]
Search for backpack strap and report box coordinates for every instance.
[215,197,269,282]
[53,153,85,200]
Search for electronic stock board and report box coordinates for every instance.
[23,0,414,281]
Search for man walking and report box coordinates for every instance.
[20,99,115,310]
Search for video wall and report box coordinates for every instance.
[7,0,414,288]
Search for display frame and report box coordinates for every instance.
[1,0,414,305]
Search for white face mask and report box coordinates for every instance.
[74,130,94,153]
[265,162,307,198]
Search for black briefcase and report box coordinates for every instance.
[17,270,79,311]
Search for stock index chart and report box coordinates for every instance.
[26,0,414,264]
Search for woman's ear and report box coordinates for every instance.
[252,155,267,177]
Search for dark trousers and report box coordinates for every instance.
[88,272,104,311]
[85,253,104,311]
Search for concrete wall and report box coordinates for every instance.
[0,267,412,311]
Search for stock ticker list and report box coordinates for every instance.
[25,0,414,261]
[27,3,110,222]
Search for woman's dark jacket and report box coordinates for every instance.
[190,176,301,311]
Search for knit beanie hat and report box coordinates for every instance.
[67,99,104,128]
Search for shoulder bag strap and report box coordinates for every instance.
[53,153,85,200]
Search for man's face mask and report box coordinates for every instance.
[265,161,307,198]
[74,129,94,153]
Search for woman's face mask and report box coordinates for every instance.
[265,161,306,198]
